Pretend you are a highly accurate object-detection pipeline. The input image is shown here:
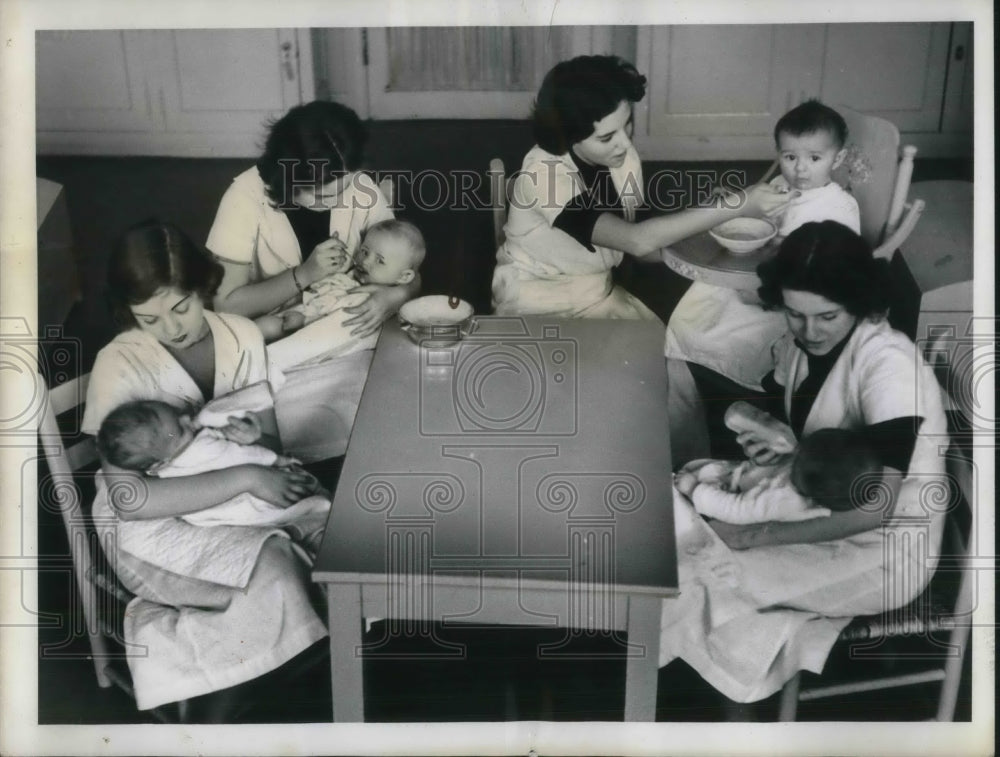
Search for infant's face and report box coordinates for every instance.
[353,231,413,285]
[152,405,196,458]
[776,130,846,191]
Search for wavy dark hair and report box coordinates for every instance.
[532,55,646,155]
[106,220,223,330]
[256,100,368,208]
[757,221,892,318]
[773,99,848,149]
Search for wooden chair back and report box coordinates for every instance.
[489,158,518,250]
[832,105,925,257]
[38,372,125,689]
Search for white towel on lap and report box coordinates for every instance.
[120,537,327,710]
[660,489,851,702]
[273,348,375,462]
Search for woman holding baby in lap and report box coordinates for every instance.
[80,100,425,719]
[660,220,949,706]
[207,100,420,461]
[83,221,328,720]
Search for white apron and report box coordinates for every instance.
[491,145,657,320]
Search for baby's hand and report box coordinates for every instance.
[326,232,353,274]
[674,471,698,498]
[219,411,262,445]
[281,310,306,333]
[331,252,353,275]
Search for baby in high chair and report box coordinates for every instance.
[675,424,881,525]
[257,218,425,340]
[768,99,860,239]
[96,398,330,555]
[665,100,864,443]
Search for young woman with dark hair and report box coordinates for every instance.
[660,220,950,707]
[208,100,416,338]
[206,100,420,461]
[491,55,791,318]
[83,219,326,720]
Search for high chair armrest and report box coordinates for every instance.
[873,198,925,260]
[886,144,919,231]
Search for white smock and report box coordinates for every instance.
[207,167,394,460]
[82,311,327,710]
[491,145,657,320]
[660,318,948,702]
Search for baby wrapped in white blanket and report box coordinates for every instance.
[96,381,329,553]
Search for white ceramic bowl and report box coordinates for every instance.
[709,218,777,254]
[398,295,474,346]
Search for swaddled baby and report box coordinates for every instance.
[675,428,882,525]
[96,397,329,554]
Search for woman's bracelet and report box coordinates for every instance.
[291,265,305,294]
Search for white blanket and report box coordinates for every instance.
[661,490,852,702]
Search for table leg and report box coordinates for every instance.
[327,582,365,722]
[624,594,661,721]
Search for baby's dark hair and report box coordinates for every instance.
[791,428,881,511]
[97,400,180,472]
[774,99,848,149]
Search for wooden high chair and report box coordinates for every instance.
[764,106,925,259]
[834,105,926,259]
